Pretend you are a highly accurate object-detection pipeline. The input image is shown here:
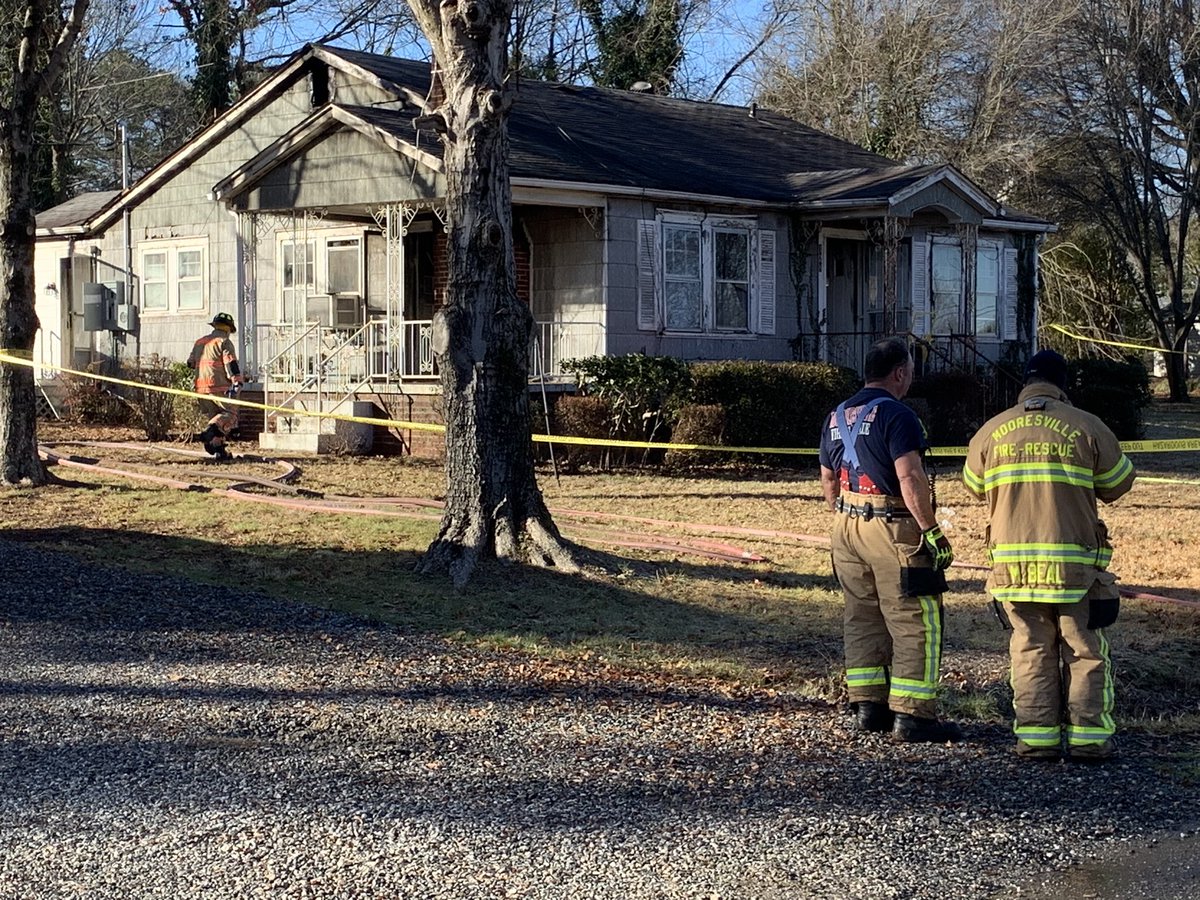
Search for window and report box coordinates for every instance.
[638,215,775,336]
[922,239,1003,338]
[142,251,168,311]
[714,229,750,331]
[663,224,702,330]
[930,243,962,334]
[975,243,1000,337]
[138,240,207,313]
[278,231,365,327]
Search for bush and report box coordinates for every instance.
[665,403,726,469]
[60,363,132,426]
[907,370,988,446]
[552,394,613,470]
[685,360,859,461]
[563,354,692,440]
[126,356,189,441]
[562,354,692,466]
[1067,357,1150,440]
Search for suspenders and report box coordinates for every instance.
[834,396,891,492]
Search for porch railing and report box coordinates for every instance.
[256,318,605,430]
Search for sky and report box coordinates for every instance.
[126,0,779,108]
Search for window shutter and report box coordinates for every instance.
[757,229,777,335]
[1003,246,1019,341]
[911,237,929,335]
[636,220,658,331]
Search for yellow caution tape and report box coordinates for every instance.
[1047,323,1179,354]
[1119,437,1200,453]
[1138,475,1200,486]
[6,349,1200,457]
[0,351,446,433]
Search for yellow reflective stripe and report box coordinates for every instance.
[1014,724,1062,746]
[918,595,941,685]
[962,463,984,493]
[890,677,937,699]
[981,461,1094,489]
[991,543,1112,566]
[1066,725,1114,743]
[846,667,887,686]
[1096,454,1134,489]
[993,586,1090,603]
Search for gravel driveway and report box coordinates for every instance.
[1,539,1195,899]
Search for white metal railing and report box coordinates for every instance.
[532,320,605,379]
[256,318,606,429]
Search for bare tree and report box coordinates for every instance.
[405,0,577,586]
[165,0,421,118]
[1038,0,1200,400]
[754,0,1071,190]
[1,0,90,486]
[38,0,197,206]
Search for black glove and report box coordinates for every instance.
[922,525,954,571]
[1087,595,1120,630]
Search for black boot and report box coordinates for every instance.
[852,701,895,733]
[893,714,963,743]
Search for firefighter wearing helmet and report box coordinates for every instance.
[964,350,1135,762]
[186,313,244,460]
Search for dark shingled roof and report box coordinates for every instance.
[36,190,121,230]
[323,47,910,205]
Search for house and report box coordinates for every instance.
[33,44,1054,454]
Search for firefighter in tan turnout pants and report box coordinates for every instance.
[187,312,244,461]
[964,350,1135,762]
[819,337,962,743]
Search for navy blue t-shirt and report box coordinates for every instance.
[818,388,927,496]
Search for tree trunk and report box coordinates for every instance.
[1165,333,1191,402]
[0,109,49,486]
[413,0,576,586]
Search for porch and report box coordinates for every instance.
[254,317,604,448]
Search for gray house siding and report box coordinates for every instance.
[242,130,444,211]
[605,197,797,362]
[519,206,603,324]
[87,78,319,366]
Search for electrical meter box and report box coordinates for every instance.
[82,282,135,332]
[115,303,139,333]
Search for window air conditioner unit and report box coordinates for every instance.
[333,293,363,328]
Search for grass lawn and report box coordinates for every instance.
[4,404,1199,737]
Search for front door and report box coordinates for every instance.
[826,238,868,370]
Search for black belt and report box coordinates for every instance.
[835,496,913,521]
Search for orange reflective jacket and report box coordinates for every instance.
[187,330,238,395]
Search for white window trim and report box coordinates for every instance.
[925,235,1008,341]
[642,212,773,337]
[137,237,209,315]
[975,238,1003,342]
[276,226,366,326]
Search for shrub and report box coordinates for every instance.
[126,355,187,441]
[562,354,692,441]
[665,403,726,469]
[60,363,131,425]
[552,394,612,470]
[907,370,988,446]
[685,360,859,462]
[1067,356,1150,440]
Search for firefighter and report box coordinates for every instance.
[964,350,1135,762]
[187,312,244,461]
[819,336,962,743]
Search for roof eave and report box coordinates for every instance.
[511,176,785,209]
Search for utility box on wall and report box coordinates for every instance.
[82,282,136,333]
[115,304,138,333]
